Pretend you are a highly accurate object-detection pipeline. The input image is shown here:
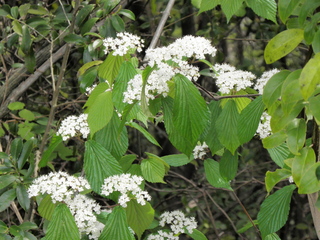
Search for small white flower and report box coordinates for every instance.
[103,32,144,56]
[193,142,208,159]
[288,176,294,183]
[147,230,179,240]
[100,173,151,207]
[27,172,103,239]
[124,35,216,104]
[254,69,280,94]
[256,112,272,139]
[159,210,197,234]
[85,84,97,95]
[214,63,256,94]
[57,113,90,141]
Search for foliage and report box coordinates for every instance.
[0,0,320,239]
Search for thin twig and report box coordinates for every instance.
[231,191,261,237]
[205,190,245,239]
[148,0,175,49]
[10,202,23,224]
[38,1,80,156]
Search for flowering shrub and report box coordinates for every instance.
[2,0,320,240]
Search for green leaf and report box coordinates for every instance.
[0,175,16,190]
[19,4,30,18]
[8,101,25,110]
[75,4,95,27]
[84,140,123,193]
[219,150,238,181]
[99,206,133,240]
[216,100,240,153]
[81,17,99,36]
[309,95,320,124]
[119,154,136,172]
[186,228,208,240]
[162,154,193,167]
[39,135,63,167]
[0,189,16,212]
[63,33,85,44]
[270,102,304,133]
[280,70,303,115]
[264,29,304,64]
[84,82,109,110]
[237,219,258,233]
[98,54,126,86]
[262,130,286,149]
[141,155,167,183]
[238,96,265,145]
[10,138,23,161]
[78,60,103,77]
[46,204,80,240]
[169,74,209,156]
[265,168,292,193]
[38,195,56,221]
[265,233,281,240]
[17,139,33,169]
[257,185,296,239]
[199,0,220,14]
[126,200,154,239]
[113,61,138,111]
[262,70,291,108]
[87,91,113,136]
[111,15,125,32]
[0,5,10,17]
[292,147,320,194]
[19,221,37,231]
[267,143,292,167]
[278,0,301,23]
[298,0,320,27]
[204,159,232,191]
[118,9,135,20]
[204,100,223,154]
[126,122,161,148]
[246,0,277,23]
[21,25,32,54]
[12,20,22,35]
[221,0,244,22]
[16,184,30,211]
[94,113,128,160]
[79,66,98,93]
[25,50,36,73]
[299,52,320,100]
[19,109,35,121]
[286,119,306,155]
[312,30,320,53]
[27,6,48,15]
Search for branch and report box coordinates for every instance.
[0,45,68,119]
[148,0,175,49]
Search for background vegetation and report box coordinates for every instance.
[0,0,316,239]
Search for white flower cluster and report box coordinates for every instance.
[85,83,97,95]
[28,172,104,239]
[256,112,272,139]
[124,35,217,104]
[193,142,208,159]
[57,113,90,141]
[288,176,294,183]
[148,210,197,239]
[254,69,280,94]
[100,173,151,208]
[159,210,197,234]
[147,230,178,240]
[214,63,256,94]
[103,32,144,56]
